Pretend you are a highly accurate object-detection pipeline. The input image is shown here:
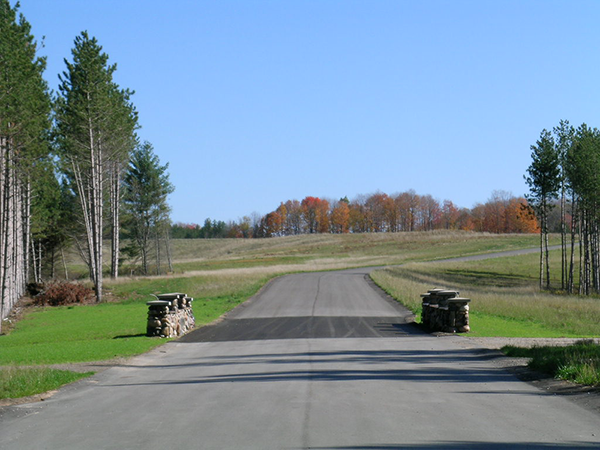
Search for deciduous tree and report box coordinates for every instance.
[330,197,350,233]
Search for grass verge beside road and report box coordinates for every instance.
[0,367,93,400]
[503,341,600,386]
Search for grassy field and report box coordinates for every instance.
[2,231,597,398]
[61,231,550,278]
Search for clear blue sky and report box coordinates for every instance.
[14,0,600,224]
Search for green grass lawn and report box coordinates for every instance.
[0,302,161,365]
[1,272,273,366]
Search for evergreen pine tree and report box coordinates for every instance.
[122,141,173,275]
[0,0,51,328]
[55,32,137,301]
[525,129,561,290]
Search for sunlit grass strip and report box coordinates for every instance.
[0,366,93,399]
[502,341,600,386]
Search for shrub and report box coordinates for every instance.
[35,281,95,306]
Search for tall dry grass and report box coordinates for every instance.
[371,257,600,337]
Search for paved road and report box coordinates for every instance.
[1,266,599,449]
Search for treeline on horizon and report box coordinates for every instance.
[172,189,539,239]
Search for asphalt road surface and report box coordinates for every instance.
[1,266,599,449]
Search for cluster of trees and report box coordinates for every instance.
[526,120,600,295]
[253,191,537,237]
[172,219,230,239]
[0,1,51,328]
[175,190,537,240]
[0,2,173,324]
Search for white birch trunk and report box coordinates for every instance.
[61,247,69,279]
[110,163,120,279]
[165,228,173,272]
[23,178,31,284]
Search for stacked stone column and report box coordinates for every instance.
[146,292,195,337]
[420,288,470,333]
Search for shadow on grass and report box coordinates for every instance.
[112,333,147,339]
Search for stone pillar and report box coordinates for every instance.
[420,288,470,333]
[146,292,195,337]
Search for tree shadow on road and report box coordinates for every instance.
[300,443,600,450]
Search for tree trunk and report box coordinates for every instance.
[37,240,43,283]
[165,227,173,273]
[23,178,31,284]
[1,141,15,326]
[87,114,103,303]
[0,138,8,331]
[544,219,551,290]
[61,247,69,280]
[71,159,96,282]
[155,228,161,275]
[568,194,577,293]
[539,208,544,290]
[560,186,566,290]
[30,236,39,283]
[110,163,121,279]
[0,136,27,327]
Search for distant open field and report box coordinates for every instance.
[58,231,554,280]
[60,231,550,280]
